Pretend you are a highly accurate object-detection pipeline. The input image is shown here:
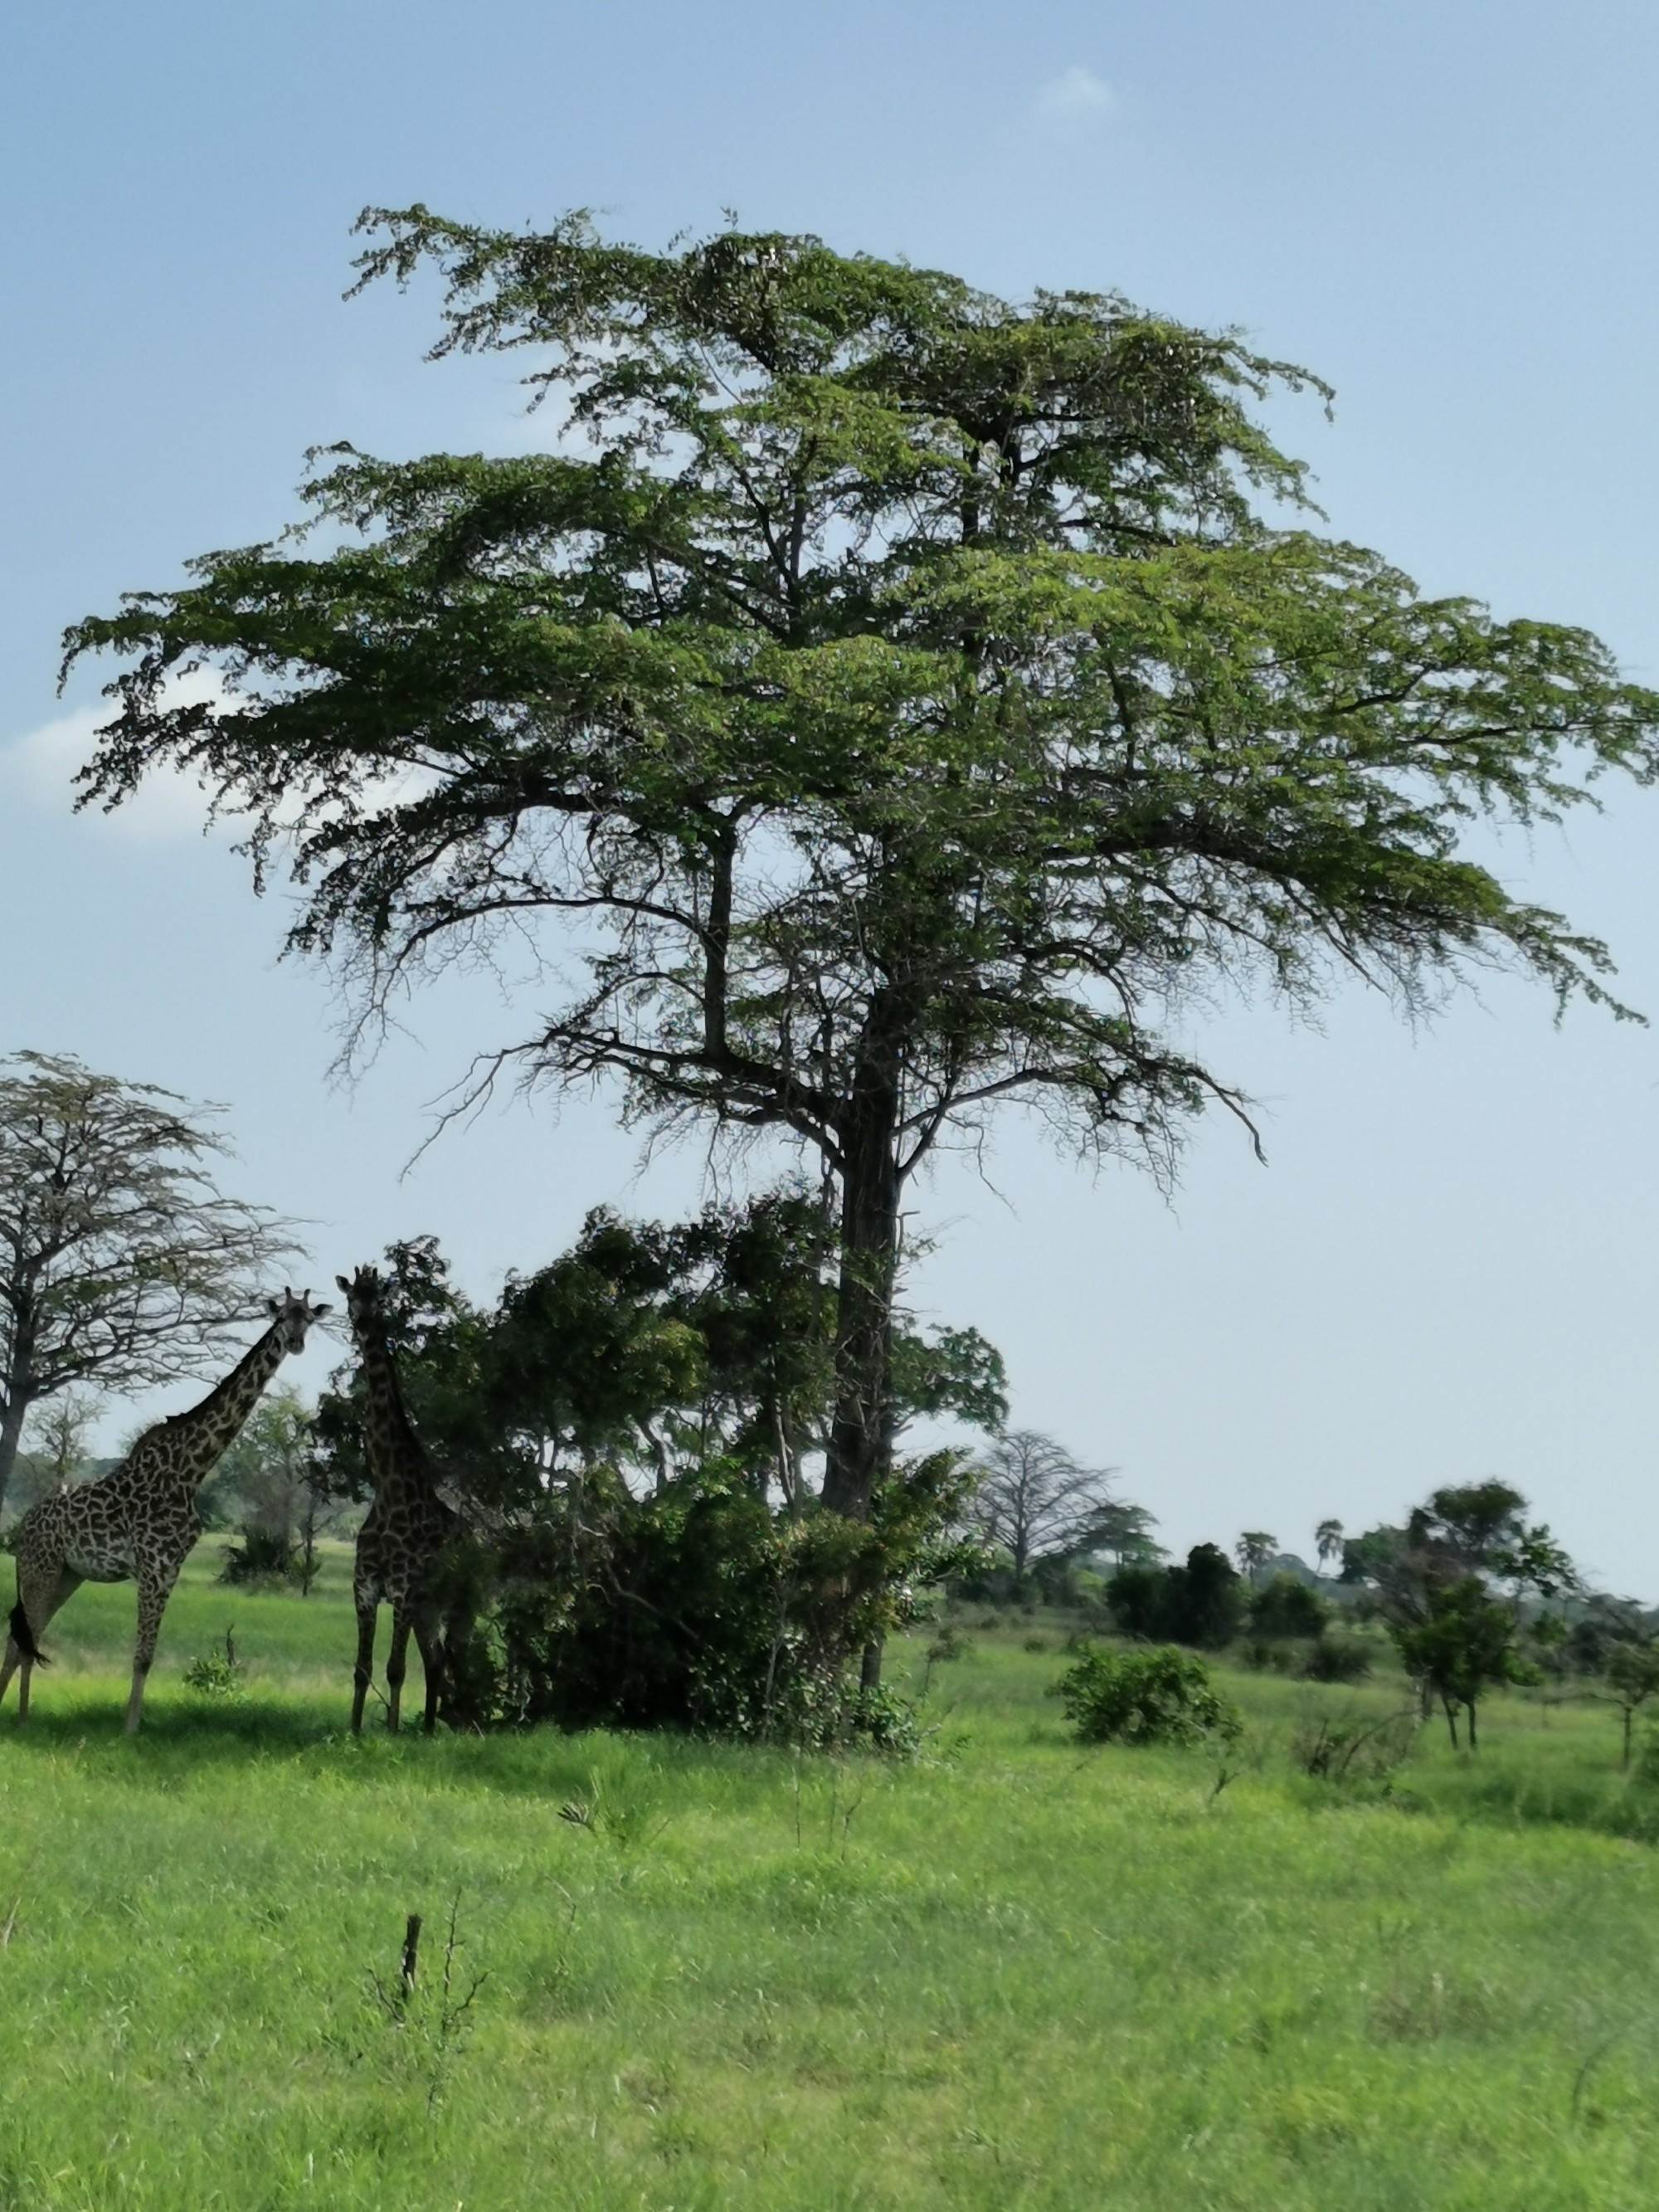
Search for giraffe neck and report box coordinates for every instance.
[156,1320,291,1488]
[352,1311,431,1496]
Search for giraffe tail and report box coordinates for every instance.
[7,1602,46,1666]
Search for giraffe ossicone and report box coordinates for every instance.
[0,1288,332,1734]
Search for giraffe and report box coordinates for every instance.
[337,1264,473,1734]
[0,1289,331,1733]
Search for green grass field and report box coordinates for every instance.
[1,1555,1657,2209]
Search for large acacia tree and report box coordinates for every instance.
[66,212,1659,1522]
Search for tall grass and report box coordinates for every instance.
[0,1563,1652,2206]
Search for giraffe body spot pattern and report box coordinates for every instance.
[0,1289,331,1732]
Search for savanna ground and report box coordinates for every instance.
[0,1552,1657,2209]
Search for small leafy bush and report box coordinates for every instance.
[219,1524,294,1586]
[1053,1645,1241,1748]
[183,1628,246,1700]
[1248,1572,1329,1640]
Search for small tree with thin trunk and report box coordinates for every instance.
[0,1053,299,1516]
[1315,1518,1345,1575]
[1392,1577,1530,1752]
[1602,1640,1659,1771]
[64,210,1659,1573]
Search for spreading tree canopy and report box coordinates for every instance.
[64,210,1659,1520]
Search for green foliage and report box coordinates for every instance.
[1345,1483,1580,1616]
[1249,1571,1329,1640]
[1054,1644,1242,1747]
[1392,1577,1533,1750]
[481,1451,980,1742]
[218,1523,296,1586]
[182,1626,246,1699]
[1344,1483,1581,1753]
[1106,1542,1247,1649]
[314,1202,1004,1522]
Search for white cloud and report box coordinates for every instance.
[1029,65,1118,128]
[5,680,444,852]
[2,673,227,845]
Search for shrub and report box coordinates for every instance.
[475,1452,977,1745]
[219,1524,294,1585]
[183,1628,246,1700]
[1249,1572,1329,1640]
[1298,1636,1373,1683]
[1104,1545,1246,1649]
[1053,1645,1242,1748]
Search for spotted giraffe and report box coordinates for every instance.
[338,1265,474,1734]
[0,1289,331,1733]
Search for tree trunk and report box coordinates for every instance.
[1467,1698,1478,1753]
[1624,1706,1634,1771]
[0,1386,31,1522]
[1443,1695,1459,1750]
[820,1011,902,1524]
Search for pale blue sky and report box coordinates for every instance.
[6,1,1659,1587]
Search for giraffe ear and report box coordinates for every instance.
[335,1274,352,1294]
[312,1301,335,1320]
[266,1296,282,1318]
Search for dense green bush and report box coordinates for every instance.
[218,1524,295,1586]
[1105,1544,1245,1649]
[474,1451,980,1744]
[1053,1644,1242,1747]
[1249,1571,1329,1640]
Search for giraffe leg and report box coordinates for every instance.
[350,1593,378,1734]
[413,1610,445,1735]
[124,1571,175,1736]
[2,1567,80,1724]
[442,1598,476,1729]
[385,1607,412,1735]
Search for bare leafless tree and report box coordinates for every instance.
[966,1430,1123,1580]
[0,1052,301,1513]
[9,1386,105,1518]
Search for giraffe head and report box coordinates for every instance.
[336,1264,386,1337]
[265,1287,333,1354]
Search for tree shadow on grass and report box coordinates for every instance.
[0,1693,791,1814]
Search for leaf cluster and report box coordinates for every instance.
[313,1195,1004,1512]
[1054,1643,1242,1748]
[479,1449,979,1738]
[1106,1542,1247,1649]
[61,213,1659,1216]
